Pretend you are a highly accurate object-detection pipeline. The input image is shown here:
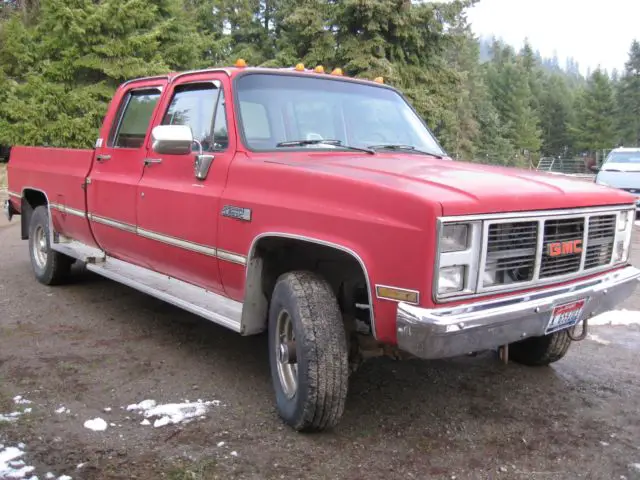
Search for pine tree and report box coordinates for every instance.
[617,40,640,146]
[574,68,617,151]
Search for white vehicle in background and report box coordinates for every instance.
[594,147,640,212]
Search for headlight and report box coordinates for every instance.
[438,266,465,294]
[613,209,634,263]
[441,224,469,252]
[618,210,632,231]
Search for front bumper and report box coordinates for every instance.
[397,266,640,360]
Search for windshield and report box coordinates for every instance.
[235,73,445,155]
[605,151,640,164]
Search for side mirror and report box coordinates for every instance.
[590,165,600,173]
[151,125,193,155]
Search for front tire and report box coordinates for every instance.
[509,330,572,366]
[268,271,349,432]
[28,205,72,285]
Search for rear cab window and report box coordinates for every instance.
[109,89,162,149]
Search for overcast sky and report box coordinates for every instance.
[466,0,640,74]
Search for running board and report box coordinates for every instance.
[52,240,243,333]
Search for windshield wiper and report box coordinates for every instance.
[276,139,375,155]
[367,144,444,159]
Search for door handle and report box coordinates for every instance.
[96,154,111,163]
[144,158,163,166]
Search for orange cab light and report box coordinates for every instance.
[331,68,343,76]
[374,76,384,84]
[314,65,325,73]
[235,58,247,68]
[295,63,305,71]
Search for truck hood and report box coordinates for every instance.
[272,154,636,216]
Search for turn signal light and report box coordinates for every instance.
[235,58,247,68]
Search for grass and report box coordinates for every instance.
[167,459,219,480]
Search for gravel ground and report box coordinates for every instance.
[0,210,639,480]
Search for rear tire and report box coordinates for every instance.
[28,206,72,285]
[268,271,349,432]
[509,330,572,366]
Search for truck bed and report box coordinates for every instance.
[8,146,96,246]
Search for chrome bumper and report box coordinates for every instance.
[396,266,640,360]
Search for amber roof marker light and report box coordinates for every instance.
[374,76,384,84]
[295,63,305,71]
[235,58,247,68]
[314,65,325,73]
[331,68,343,76]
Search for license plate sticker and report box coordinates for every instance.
[546,299,586,334]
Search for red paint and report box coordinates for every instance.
[6,66,637,346]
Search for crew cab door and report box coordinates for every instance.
[135,74,235,294]
[87,80,166,264]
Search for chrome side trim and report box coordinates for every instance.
[88,213,137,233]
[87,212,244,263]
[246,232,377,338]
[138,227,218,257]
[50,203,87,218]
[217,249,248,266]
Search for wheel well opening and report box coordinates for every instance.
[20,189,48,240]
[242,237,372,336]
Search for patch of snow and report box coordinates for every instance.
[0,444,36,479]
[590,310,640,326]
[0,412,23,422]
[46,473,55,479]
[76,463,85,470]
[103,407,111,413]
[126,399,156,412]
[588,334,611,345]
[58,476,72,480]
[55,407,70,415]
[230,451,238,457]
[13,396,32,405]
[629,463,640,472]
[140,419,151,426]
[126,399,219,428]
[217,441,225,447]
[600,441,610,446]
[153,417,172,428]
[83,418,108,432]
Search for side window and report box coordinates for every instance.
[162,83,227,152]
[110,89,161,149]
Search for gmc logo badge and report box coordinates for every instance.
[548,240,582,257]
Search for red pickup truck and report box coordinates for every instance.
[4,63,639,432]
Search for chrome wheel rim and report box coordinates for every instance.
[32,224,48,269]
[275,310,298,399]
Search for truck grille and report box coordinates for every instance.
[482,213,616,289]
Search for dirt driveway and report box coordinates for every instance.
[1,212,640,480]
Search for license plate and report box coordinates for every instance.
[546,299,586,334]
